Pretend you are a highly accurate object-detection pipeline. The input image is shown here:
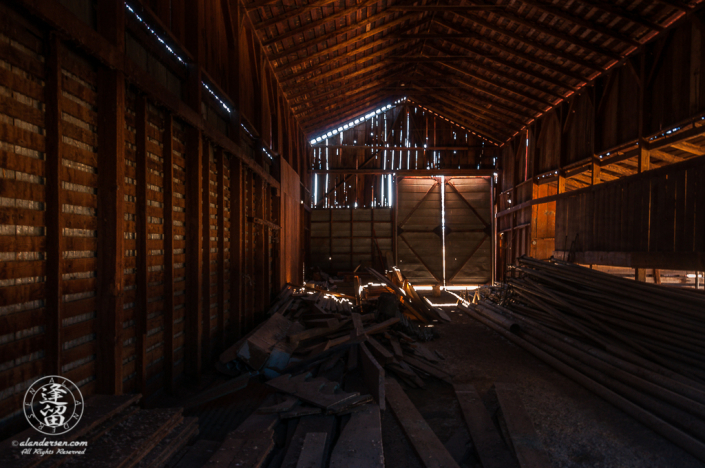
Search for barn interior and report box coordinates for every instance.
[2,0,705,467]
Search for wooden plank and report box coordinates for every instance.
[135,94,149,395]
[95,17,126,393]
[202,141,213,363]
[329,403,384,468]
[296,432,328,468]
[454,384,518,468]
[360,342,385,411]
[494,383,552,468]
[45,33,62,376]
[162,114,175,392]
[280,415,336,468]
[385,377,460,468]
[185,127,203,380]
[217,148,226,349]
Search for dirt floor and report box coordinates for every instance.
[383,305,705,468]
[161,301,705,468]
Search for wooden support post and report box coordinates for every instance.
[217,149,226,350]
[96,0,125,395]
[638,139,651,173]
[271,187,281,294]
[202,140,213,362]
[135,95,149,395]
[185,130,204,380]
[591,157,601,185]
[45,34,62,378]
[163,115,175,392]
[254,175,267,319]
[248,170,256,331]
[230,160,244,341]
[653,269,661,285]
[184,0,203,380]
[635,268,647,282]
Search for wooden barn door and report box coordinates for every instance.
[396,177,444,283]
[396,177,491,285]
[444,177,491,285]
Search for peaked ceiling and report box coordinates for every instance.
[244,0,700,143]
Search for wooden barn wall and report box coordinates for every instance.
[279,158,301,287]
[496,12,705,279]
[0,0,306,427]
[311,101,500,209]
[554,155,705,270]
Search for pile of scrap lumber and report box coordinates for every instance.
[463,256,705,463]
[0,395,197,468]
[365,267,452,324]
[219,269,452,382]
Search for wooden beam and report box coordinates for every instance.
[388,5,504,11]
[410,95,509,143]
[416,63,541,119]
[426,43,564,100]
[270,9,409,61]
[261,0,380,46]
[230,159,244,341]
[202,141,213,362]
[515,0,641,48]
[302,92,394,130]
[287,60,394,98]
[440,14,603,74]
[431,34,578,92]
[95,0,125,395]
[135,94,149,395]
[254,0,339,31]
[163,114,175,392]
[44,34,62,378]
[575,0,665,32]
[275,14,419,70]
[185,128,204,380]
[279,38,417,86]
[408,83,526,129]
[217,149,226,350]
[414,66,536,120]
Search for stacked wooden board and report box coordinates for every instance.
[466,256,705,464]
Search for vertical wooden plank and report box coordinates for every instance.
[185,128,203,380]
[674,169,687,252]
[271,188,282,294]
[248,170,256,331]
[230,159,243,341]
[217,148,226,350]
[202,140,213,362]
[45,34,62,377]
[163,115,175,392]
[683,168,697,252]
[96,69,126,394]
[135,95,149,395]
[694,166,705,253]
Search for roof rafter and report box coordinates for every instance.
[279,38,418,86]
[254,0,339,31]
[434,17,590,81]
[426,42,565,100]
[408,95,509,143]
[275,14,423,71]
[261,0,380,47]
[448,11,608,72]
[416,64,537,119]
